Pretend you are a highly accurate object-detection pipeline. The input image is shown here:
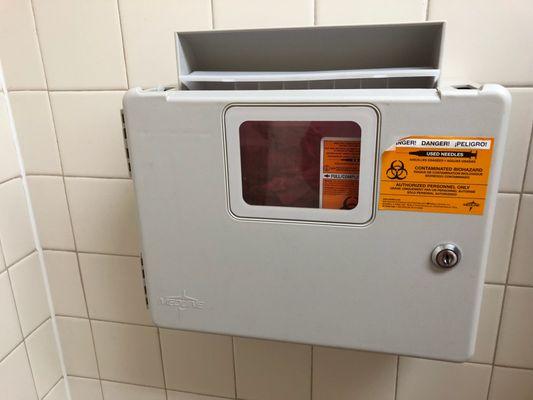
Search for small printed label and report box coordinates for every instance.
[320,137,360,209]
[379,136,494,215]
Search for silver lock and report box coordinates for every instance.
[431,244,461,269]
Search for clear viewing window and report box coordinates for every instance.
[239,121,361,210]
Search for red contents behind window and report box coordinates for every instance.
[239,121,361,209]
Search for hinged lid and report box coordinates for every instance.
[175,22,444,90]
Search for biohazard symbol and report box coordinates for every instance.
[386,160,408,180]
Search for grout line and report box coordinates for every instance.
[492,364,533,372]
[1,61,72,400]
[58,315,155,328]
[309,346,314,400]
[43,248,140,259]
[5,248,36,270]
[231,336,238,399]
[40,375,64,400]
[394,355,400,400]
[313,0,317,26]
[425,0,431,21]
[22,341,42,399]
[156,328,169,400]
[115,0,131,89]
[0,175,22,187]
[28,173,132,181]
[22,315,51,341]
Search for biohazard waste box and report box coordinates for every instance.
[122,23,511,361]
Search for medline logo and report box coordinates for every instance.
[160,290,206,313]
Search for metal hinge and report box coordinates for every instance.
[140,252,149,309]
[121,109,132,177]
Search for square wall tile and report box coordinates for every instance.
[102,381,165,400]
[429,0,533,84]
[79,253,151,325]
[0,178,34,265]
[167,391,228,400]
[316,0,426,25]
[44,379,67,400]
[44,250,87,318]
[0,271,22,359]
[57,316,98,378]
[312,347,396,400]
[9,91,62,175]
[50,91,129,178]
[495,286,533,368]
[470,284,504,364]
[25,319,62,398]
[32,0,127,90]
[396,357,491,400]
[212,0,313,29]
[9,252,49,336]
[68,377,103,400]
[508,195,533,286]
[92,321,164,387]
[485,193,520,283]
[499,89,533,192]
[234,337,310,400]
[0,343,38,400]
[0,94,20,183]
[27,176,74,250]
[119,0,212,88]
[0,0,46,90]
[65,178,140,256]
[489,366,533,400]
[160,329,235,397]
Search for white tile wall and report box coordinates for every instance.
[9,91,62,175]
[508,195,533,286]
[160,329,235,397]
[212,0,313,29]
[485,193,520,283]
[27,176,74,250]
[0,1,531,399]
[65,178,140,255]
[44,250,87,318]
[44,379,68,400]
[101,380,166,400]
[0,271,22,359]
[9,252,50,336]
[49,92,129,178]
[32,0,127,90]
[92,321,164,388]
[495,286,533,369]
[396,358,491,400]
[498,89,533,192]
[56,317,98,378]
[429,0,533,85]
[68,376,103,400]
[25,319,63,398]
[118,0,212,88]
[0,343,39,400]
[0,94,22,183]
[78,253,151,325]
[0,178,35,265]
[0,0,46,90]
[312,347,397,400]
[234,338,311,400]
[489,366,533,400]
[316,0,426,25]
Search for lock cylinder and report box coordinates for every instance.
[431,244,461,269]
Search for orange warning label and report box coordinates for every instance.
[320,137,360,209]
[379,136,494,215]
